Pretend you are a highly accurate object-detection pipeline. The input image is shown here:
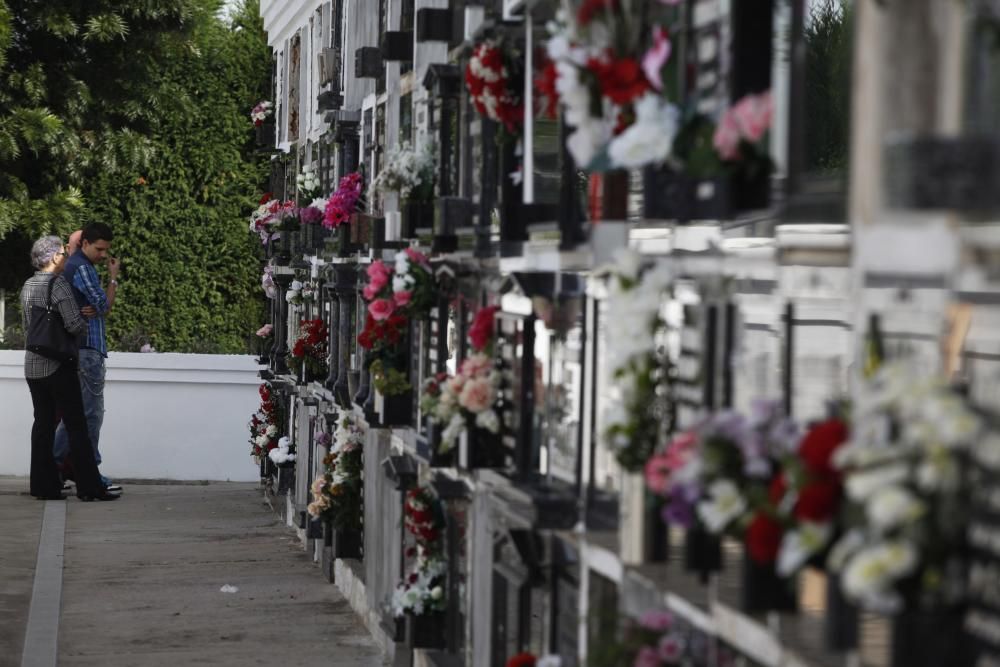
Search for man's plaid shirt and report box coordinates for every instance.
[64,253,109,356]
[20,272,88,379]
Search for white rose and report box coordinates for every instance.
[430,586,443,600]
[866,486,926,532]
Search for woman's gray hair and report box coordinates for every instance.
[30,235,64,270]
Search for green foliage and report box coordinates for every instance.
[804,0,853,173]
[0,0,271,353]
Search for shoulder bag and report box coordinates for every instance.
[25,276,79,362]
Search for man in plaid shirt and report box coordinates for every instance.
[53,222,122,492]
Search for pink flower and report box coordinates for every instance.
[458,377,494,412]
[394,290,413,307]
[367,261,391,291]
[368,298,395,321]
[657,633,686,663]
[659,0,682,4]
[447,376,466,396]
[404,247,429,267]
[664,431,697,471]
[256,324,273,337]
[713,112,742,161]
[642,27,671,92]
[638,609,674,632]
[732,90,772,143]
[633,646,660,667]
[363,283,379,301]
[460,353,493,379]
[644,452,673,496]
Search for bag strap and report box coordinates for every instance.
[44,275,58,312]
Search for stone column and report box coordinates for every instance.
[333,263,357,406]
[323,264,340,390]
[271,270,292,375]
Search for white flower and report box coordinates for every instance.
[392,275,408,293]
[612,247,643,282]
[537,657,563,667]
[845,463,910,501]
[865,486,926,532]
[266,424,277,437]
[566,120,608,169]
[840,540,918,612]
[475,409,500,434]
[441,413,466,452]
[777,522,832,576]
[430,586,443,600]
[290,280,303,291]
[696,479,747,534]
[608,96,679,168]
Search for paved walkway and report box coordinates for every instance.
[0,478,386,667]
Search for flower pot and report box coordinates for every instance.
[730,165,770,213]
[333,528,363,559]
[457,425,506,469]
[823,573,858,651]
[741,553,797,613]
[683,527,722,583]
[407,611,447,650]
[376,388,414,427]
[890,608,968,667]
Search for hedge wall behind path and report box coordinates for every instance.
[89,1,271,353]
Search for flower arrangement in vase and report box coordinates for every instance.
[370,140,435,202]
[323,172,364,229]
[601,249,674,471]
[545,2,680,170]
[827,364,985,614]
[392,485,448,618]
[296,163,321,200]
[357,248,437,396]
[248,383,282,461]
[307,405,367,534]
[466,40,523,134]
[420,306,502,455]
[249,100,273,127]
[288,318,328,381]
[249,192,296,244]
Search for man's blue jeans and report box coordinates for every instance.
[54,348,105,470]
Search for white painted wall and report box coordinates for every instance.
[0,351,261,482]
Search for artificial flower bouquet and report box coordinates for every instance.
[358,248,438,396]
[285,277,319,310]
[466,40,524,134]
[545,1,681,170]
[250,100,273,127]
[392,486,448,618]
[249,192,296,244]
[601,249,674,471]
[505,653,562,667]
[307,405,367,533]
[288,318,329,381]
[249,383,282,461]
[323,171,364,229]
[296,163,321,199]
[826,364,984,614]
[420,306,502,455]
[370,141,435,202]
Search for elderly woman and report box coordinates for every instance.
[21,235,119,501]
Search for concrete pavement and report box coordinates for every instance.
[0,477,386,666]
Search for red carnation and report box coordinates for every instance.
[588,55,650,106]
[258,192,272,205]
[793,478,842,522]
[506,653,537,667]
[535,59,559,119]
[468,305,500,351]
[745,512,783,565]
[798,419,848,476]
[768,473,787,505]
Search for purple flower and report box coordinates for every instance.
[749,398,782,427]
[661,493,695,528]
[299,205,324,225]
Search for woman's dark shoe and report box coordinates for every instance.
[77,490,121,502]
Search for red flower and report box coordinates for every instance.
[588,55,650,106]
[768,473,787,505]
[793,478,842,522]
[535,59,559,119]
[258,192,272,206]
[468,305,500,351]
[798,419,848,476]
[745,512,783,565]
[577,0,619,25]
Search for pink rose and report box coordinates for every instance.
[642,26,671,92]
[732,91,772,143]
[713,112,742,161]
[394,290,413,307]
[644,452,673,496]
[633,646,660,667]
[638,609,674,632]
[447,376,466,396]
[367,261,391,291]
[256,324,273,337]
[404,247,429,267]
[368,298,395,321]
[458,377,494,413]
[459,353,493,379]
[664,431,697,471]
[363,283,379,301]
[657,633,686,662]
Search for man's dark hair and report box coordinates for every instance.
[81,222,114,244]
